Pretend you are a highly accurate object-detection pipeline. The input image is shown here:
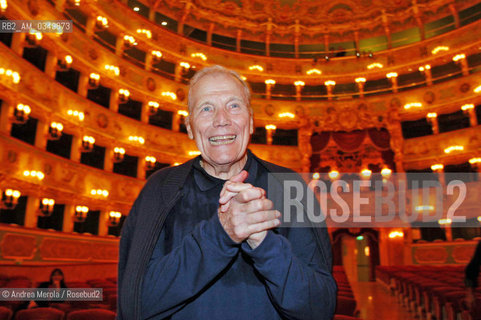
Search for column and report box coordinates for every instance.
[85,15,96,38]
[141,102,150,124]
[174,63,182,82]
[55,0,66,12]
[298,118,312,173]
[98,211,109,236]
[265,31,271,57]
[236,29,242,52]
[266,128,274,145]
[137,157,146,180]
[207,23,214,46]
[323,33,329,56]
[34,120,48,150]
[381,10,392,49]
[77,73,89,97]
[354,30,360,54]
[172,112,181,132]
[449,3,460,28]
[115,35,124,56]
[24,196,39,228]
[412,0,425,40]
[44,52,58,79]
[62,204,75,233]
[71,135,82,162]
[10,32,25,56]
[467,109,478,127]
[427,113,439,134]
[104,146,114,172]
[148,6,156,22]
[0,102,13,134]
[109,89,119,113]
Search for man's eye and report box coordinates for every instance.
[230,103,240,109]
[201,106,212,112]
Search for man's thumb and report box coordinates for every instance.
[229,170,248,183]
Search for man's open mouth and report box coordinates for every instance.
[208,135,237,145]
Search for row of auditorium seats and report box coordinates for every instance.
[333,265,361,319]
[376,265,481,320]
[0,307,115,320]
[0,276,118,318]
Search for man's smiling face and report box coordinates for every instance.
[187,72,253,170]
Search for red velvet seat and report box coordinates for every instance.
[0,306,12,320]
[66,309,116,320]
[335,296,357,316]
[14,307,64,320]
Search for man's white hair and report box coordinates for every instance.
[187,65,252,114]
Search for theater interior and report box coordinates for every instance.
[1,0,481,319]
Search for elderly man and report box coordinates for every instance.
[118,65,336,319]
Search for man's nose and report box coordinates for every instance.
[213,108,231,127]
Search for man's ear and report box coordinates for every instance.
[186,116,194,139]
[249,116,254,135]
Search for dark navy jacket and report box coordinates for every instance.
[118,153,337,319]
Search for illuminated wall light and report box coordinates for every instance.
[81,136,95,152]
[427,112,437,118]
[438,218,452,225]
[431,164,444,171]
[364,246,370,256]
[151,50,163,62]
[328,170,339,180]
[403,102,423,110]
[108,211,122,226]
[90,189,109,197]
[161,91,177,100]
[118,89,130,103]
[1,189,21,210]
[161,21,168,26]
[48,122,64,140]
[147,101,160,115]
[461,104,474,111]
[179,62,191,70]
[113,147,125,163]
[136,29,152,39]
[177,110,188,117]
[324,80,336,86]
[133,6,139,11]
[188,151,201,156]
[0,67,21,84]
[278,112,295,119]
[469,157,481,164]
[265,79,276,85]
[23,170,45,181]
[478,216,481,223]
[128,136,145,144]
[367,63,383,69]
[191,52,207,61]
[388,231,404,239]
[475,85,481,93]
[431,46,449,54]
[415,205,434,212]
[13,103,31,124]
[248,65,264,72]
[361,168,372,178]
[294,81,305,87]
[39,198,55,216]
[88,72,100,88]
[173,162,181,166]
[418,65,431,72]
[312,172,320,180]
[74,205,89,222]
[0,0,7,12]
[96,16,108,29]
[26,29,42,46]
[306,68,322,75]
[240,76,247,81]
[105,65,120,76]
[145,156,157,170]
[444,145,464,154]
[265,124,277,131]
[386,72,398,79]
[381,167,392,177]
[123,35,137,47]
[355,77,366,83]
[67,109,84,121]
[452,53,466,62]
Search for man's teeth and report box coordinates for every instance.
[209,135,236,145]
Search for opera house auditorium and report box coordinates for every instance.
[0,0,481,319]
